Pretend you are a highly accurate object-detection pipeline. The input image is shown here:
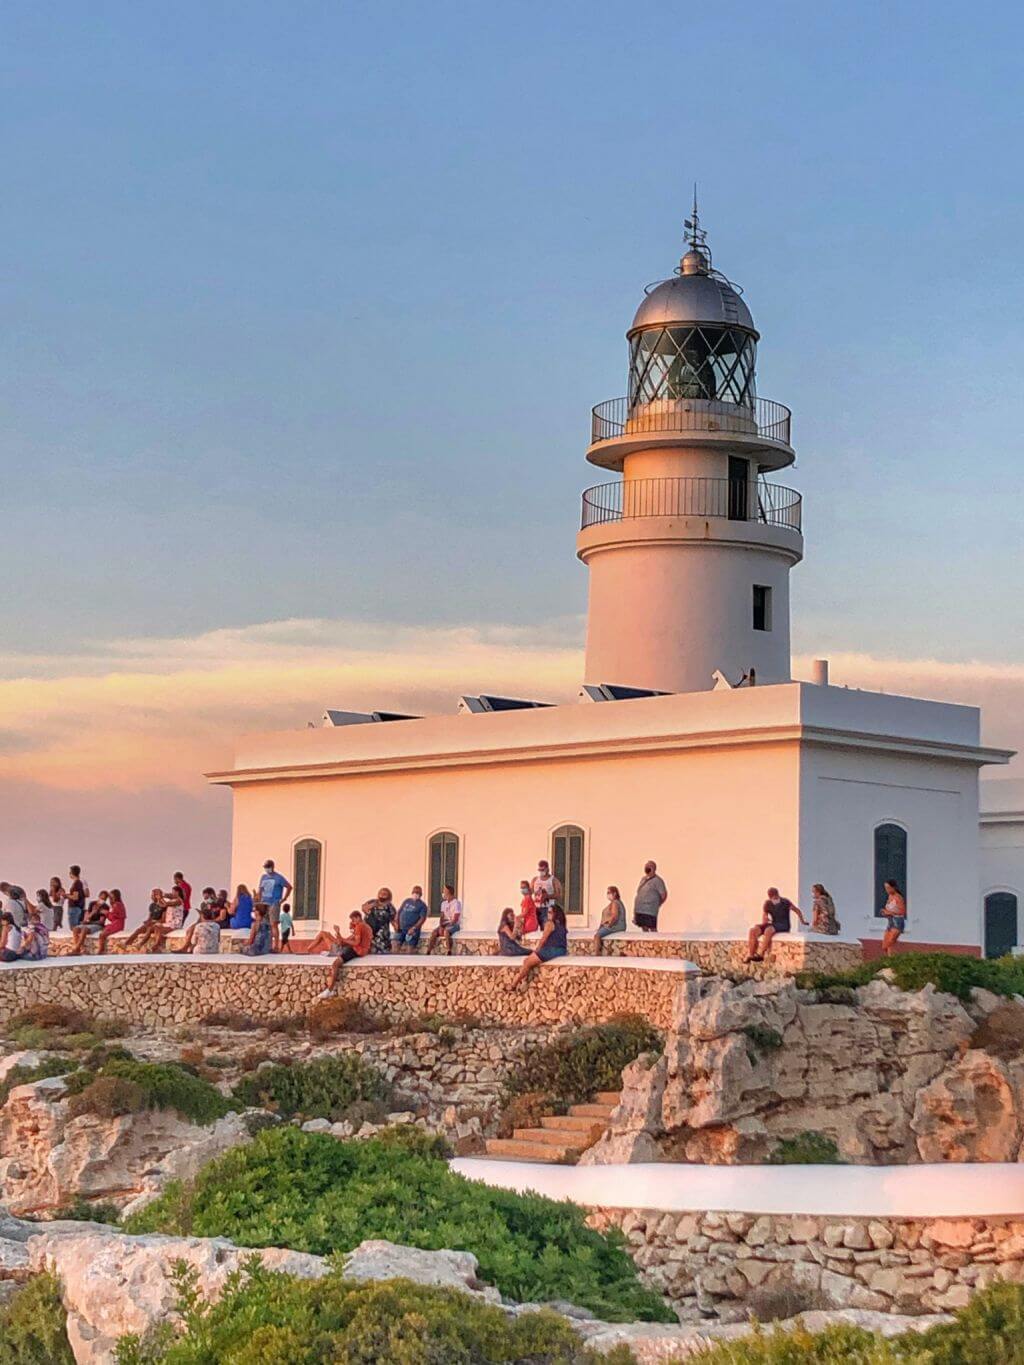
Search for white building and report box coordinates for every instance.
[209,211,1012,953]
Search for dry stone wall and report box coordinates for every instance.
[588,1206,1024,1322]
[0,960,686,1029]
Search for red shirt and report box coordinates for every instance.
[348,921,372,957]
[520,894,539,935]
[176,880,192,911]
[104,899,126,935]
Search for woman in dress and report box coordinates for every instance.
[810,884,840,936]
[517,880,538,936]
[242,904,272,956]
[497,907,530,957]
[881,880,907,956]
[364,889,396,954]
[510,904,568,988]
[229,884,253,931]
[592,885,627,955]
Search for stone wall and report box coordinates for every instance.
[583,973,1024,1165]
[588,1206,1024,1321]
[0,959,688,1029]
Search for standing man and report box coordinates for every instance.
[257,859,292,952]
[393,885,429,953]
[746,887,808,963]
[633,860,668,932]
[172,872,193,919]
[66,866,87,930]
[531,859,563,903]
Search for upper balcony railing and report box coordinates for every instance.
[591,395,792,447]
[580,476,803,533]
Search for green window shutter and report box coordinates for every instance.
[873,824,907,917]
[428,833,459,916]
[293,840,321,921]
[551,825,585,916]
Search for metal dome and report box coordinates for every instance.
[629,271,756,337]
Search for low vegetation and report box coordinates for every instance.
[231,1054,391,1122]
[690,1281,1024,1362]
[767,1131,844,1165]
[3,1003,127,1053]
[505,1014,663,1108]
[124,1125,673,1322]
[0,1271,75,1365]
[797,951,1024,1002]
[0,1056,72,1107]
[114,1260,640,1365]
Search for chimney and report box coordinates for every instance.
[811,658,830,686]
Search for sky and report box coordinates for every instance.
[1,1,1022,914]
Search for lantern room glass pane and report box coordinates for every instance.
[629,326,756,410]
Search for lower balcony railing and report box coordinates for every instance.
[580,476,802,532]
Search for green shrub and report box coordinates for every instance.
[63,1059,232,1127]
[67,1075,146,1120]
[0,1270,75,1365]
[797,951,1024,1003]
[768,1131,843,1165]
[305,996,387,1037]
[231,1054,390,1121]
[52,1196,122,1225]
[689,1320,891,1362]
[0,1057,72,1108]
[506,1014,663,1106]
[124,1125,672,1322]
[114,1259,639,1365]
[4,1004,127,1051]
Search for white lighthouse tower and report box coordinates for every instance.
[578,205,803,694]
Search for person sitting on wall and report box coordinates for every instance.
[151,886,186,950]
[633,861,668,932]
[17,907,50,961]
[746,887,808,963]
[96,888,127,954]
[425,885,462,955]
[881,880,907,957]
[70,897,108,955]
[241,903,272,956]
[393,886,429,953]
[306,920,349,955]
[509,903,569,988]
[123,890,169,953]
[497,907,530,957]
[516,880,538,936]
[173,888,218,953]
[0,912,25,962]
[228,885,252,931]
[317,909,373,997]
[364,888,396,953]
[592,885,627,955]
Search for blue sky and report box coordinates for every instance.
[1,0,1022,662]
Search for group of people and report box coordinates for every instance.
[0,861,298,962]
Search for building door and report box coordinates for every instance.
[551,824,585,916]
[727,456,748,521]
[984,893,1018,960]
[428,832,459,916]
[292,839,322,921]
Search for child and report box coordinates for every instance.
[279,903,294,952]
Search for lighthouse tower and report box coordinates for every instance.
[578,207,803,694]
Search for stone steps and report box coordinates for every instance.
[484,1091,622,1164]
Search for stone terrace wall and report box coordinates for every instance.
[589,1207,1024,1321]
[0,960,687,1030]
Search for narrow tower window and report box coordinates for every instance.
[752,585,772,631]
[551,824,585,916]
[874,824,908,918]
[292,839,322,921]
[428,831,459,916]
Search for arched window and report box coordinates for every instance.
[551,824,585,917]
[428,832,459,917]
[292,839,322,921]
[984,892,1019,960]
[874,823,907,918]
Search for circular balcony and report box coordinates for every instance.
[580,476,802,533]
[587,396,794,472]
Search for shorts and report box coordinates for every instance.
[84,922,103,935]
[887,916,907,933]
[633,911,658,931]
[333,944,357,964]
[437,920,460,936]
[0,949,19,963]
[281,927,291,945]
[537,944,567,963]
[754,923,788,936]
[597,922,625,940]
[394,923,422,948]
[266,903,282,925]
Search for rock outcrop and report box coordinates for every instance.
[0,1073,252,1215]
[583,974,1024,1166]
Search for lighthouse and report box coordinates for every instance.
[578,205,803,695]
